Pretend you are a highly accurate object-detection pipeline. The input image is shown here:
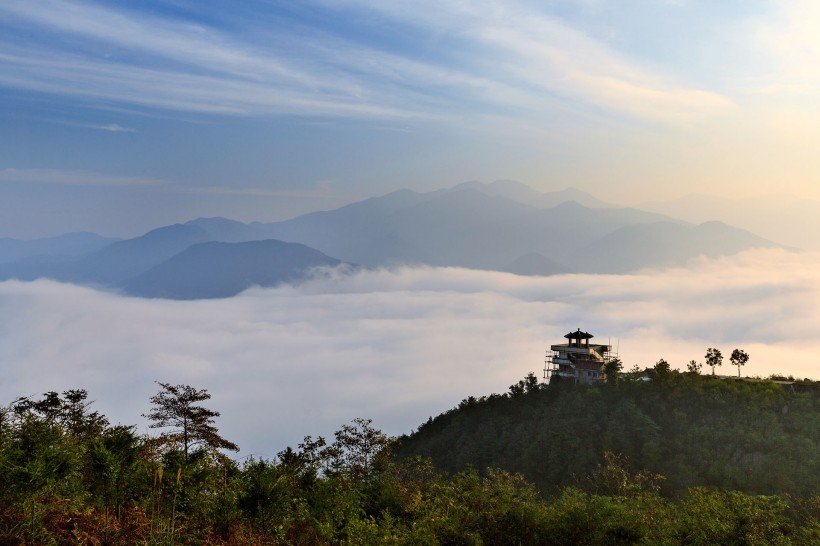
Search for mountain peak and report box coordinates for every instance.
[449,180,612,209]
[122,239,347,299]
[185,216,246,227]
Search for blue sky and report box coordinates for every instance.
[2,0,819,237]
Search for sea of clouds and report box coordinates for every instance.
[1,248,817,459]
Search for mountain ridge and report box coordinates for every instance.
[0,181,788,298]
[122,239,347,299]
[638,192,820,251]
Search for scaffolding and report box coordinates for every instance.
[542,330,617,385]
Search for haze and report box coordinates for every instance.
[2,1,820,238]
[1,248,817,456]
[1,2,819,456]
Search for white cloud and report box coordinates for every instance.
[0,248,817,459]
[0,168,341,200]
[0,0,324,88]
[321,0,731,123]
[0,48,406,119]
[0,0,729,124]
[0,168,163,187]
[87,123,135,133]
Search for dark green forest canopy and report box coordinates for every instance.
[0,374,817,544]
[396,372,820,499]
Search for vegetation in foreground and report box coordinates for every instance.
[0,371,817,544]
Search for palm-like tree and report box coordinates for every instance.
[730,349,749,378]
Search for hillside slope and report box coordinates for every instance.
[396,372,820,498]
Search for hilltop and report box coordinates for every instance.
[1,371,817,544]
[396,369,820,499]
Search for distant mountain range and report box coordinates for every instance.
[122,240,344,300]
[0,232,120,263]
[450,179,614,209]
[0,181,782,299]
[638,193,817,251]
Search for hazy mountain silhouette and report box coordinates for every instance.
[638,193,816,251]
[255,189,442,264]
[441,201,678,271]
[0,181,788,296]
[451,180,613,208]
[0,232,120,264]
[184,217,274,242]
[259,189,637,269]
[66,223,216,284]
[0,223,220,285]
[575,221,778,273]
[256,188,780,274]
[122,239,346,299]
[354,188,535,267]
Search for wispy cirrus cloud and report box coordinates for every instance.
[0,167,343,199]
[171,184,345,200]
[0,0,730,125]
[318,0,732,123]
[86,123,135,133]
[0,168,163,187]
[0,0,327,87]
[0,47,406,118]
[51,120,137,132]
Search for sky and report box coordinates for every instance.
[1,248,817,457]
[2,0,820,238]
[1,2,819,458]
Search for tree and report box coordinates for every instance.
[524,372,540,393]
[327,418,392,480]
[11,389,107,437]
[686,360,702,374]
[705,348,723,376]
[510,373,539,397]
[603,358,623,386]
[86,425,143,522]
[508,381,525,397]
[143,382,238,463]
[651,359,673,385]
[730,349,749,378]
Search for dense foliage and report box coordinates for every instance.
[398,369,820,499]
[0,373,817,544]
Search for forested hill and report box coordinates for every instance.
[1,376,818,543]
[396,371,820,499]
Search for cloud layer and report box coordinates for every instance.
[1,248,817,458]
[0,0,728,124]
